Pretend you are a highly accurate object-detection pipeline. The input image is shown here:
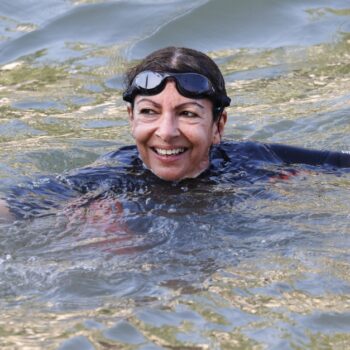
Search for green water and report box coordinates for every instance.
[0,0,350,349]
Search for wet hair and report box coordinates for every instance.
[124,46,229,121]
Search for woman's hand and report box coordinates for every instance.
[0,199,13,222]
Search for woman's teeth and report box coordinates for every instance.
[154,148,185,156]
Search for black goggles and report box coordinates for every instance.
[123,71,231,108]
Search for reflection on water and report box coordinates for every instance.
[0,0,350,348]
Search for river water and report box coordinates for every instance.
[0,0,350,349]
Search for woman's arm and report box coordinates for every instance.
[269,143,350,168]
[0,199,13,222]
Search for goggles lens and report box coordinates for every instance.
[134,71,164,90]
[123,71,230,107]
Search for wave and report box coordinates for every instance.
[130,0,350,58]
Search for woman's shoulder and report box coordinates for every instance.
[60,145,142,193]
[212,140,281,164]
[98,145,139,163]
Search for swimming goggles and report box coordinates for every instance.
[123,70,231,108]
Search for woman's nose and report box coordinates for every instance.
[155,113,180,141]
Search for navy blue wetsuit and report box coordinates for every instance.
[3,141,350,220]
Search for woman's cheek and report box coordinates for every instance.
[132,120,154,142]
[131,122,144,141]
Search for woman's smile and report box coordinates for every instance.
[152,147,186,156]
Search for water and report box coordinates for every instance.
[0,0,350,348]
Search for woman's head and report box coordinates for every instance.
[123,47,230,181]
[123,47,230,120]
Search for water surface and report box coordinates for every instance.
[0,0,350,349]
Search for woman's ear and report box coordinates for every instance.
[127,104,133,122]
[212,110,227,144]
[127,104,136,139]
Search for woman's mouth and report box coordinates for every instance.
[152,147,186,156]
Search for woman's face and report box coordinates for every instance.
[128,81,227,181]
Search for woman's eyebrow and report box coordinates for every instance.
[135,98,161,108]
[135,100,205,110]
[176,102,205,109]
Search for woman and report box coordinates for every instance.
[123,46,231,181]
[1,46,350,222]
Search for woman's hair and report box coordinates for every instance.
[124,47,229,120]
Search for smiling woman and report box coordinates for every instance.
[123,47,230,181]
[1,46,350,223]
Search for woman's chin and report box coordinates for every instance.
[150,169,185,182]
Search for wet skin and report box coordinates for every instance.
[128,81,227,181]
[0,199,11,221]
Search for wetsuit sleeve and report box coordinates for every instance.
[3,176,79,220]
[269,143,350,168]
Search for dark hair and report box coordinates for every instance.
[124,47,229,120]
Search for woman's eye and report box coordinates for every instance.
[139,108,157,115]
[181,110,198,118]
